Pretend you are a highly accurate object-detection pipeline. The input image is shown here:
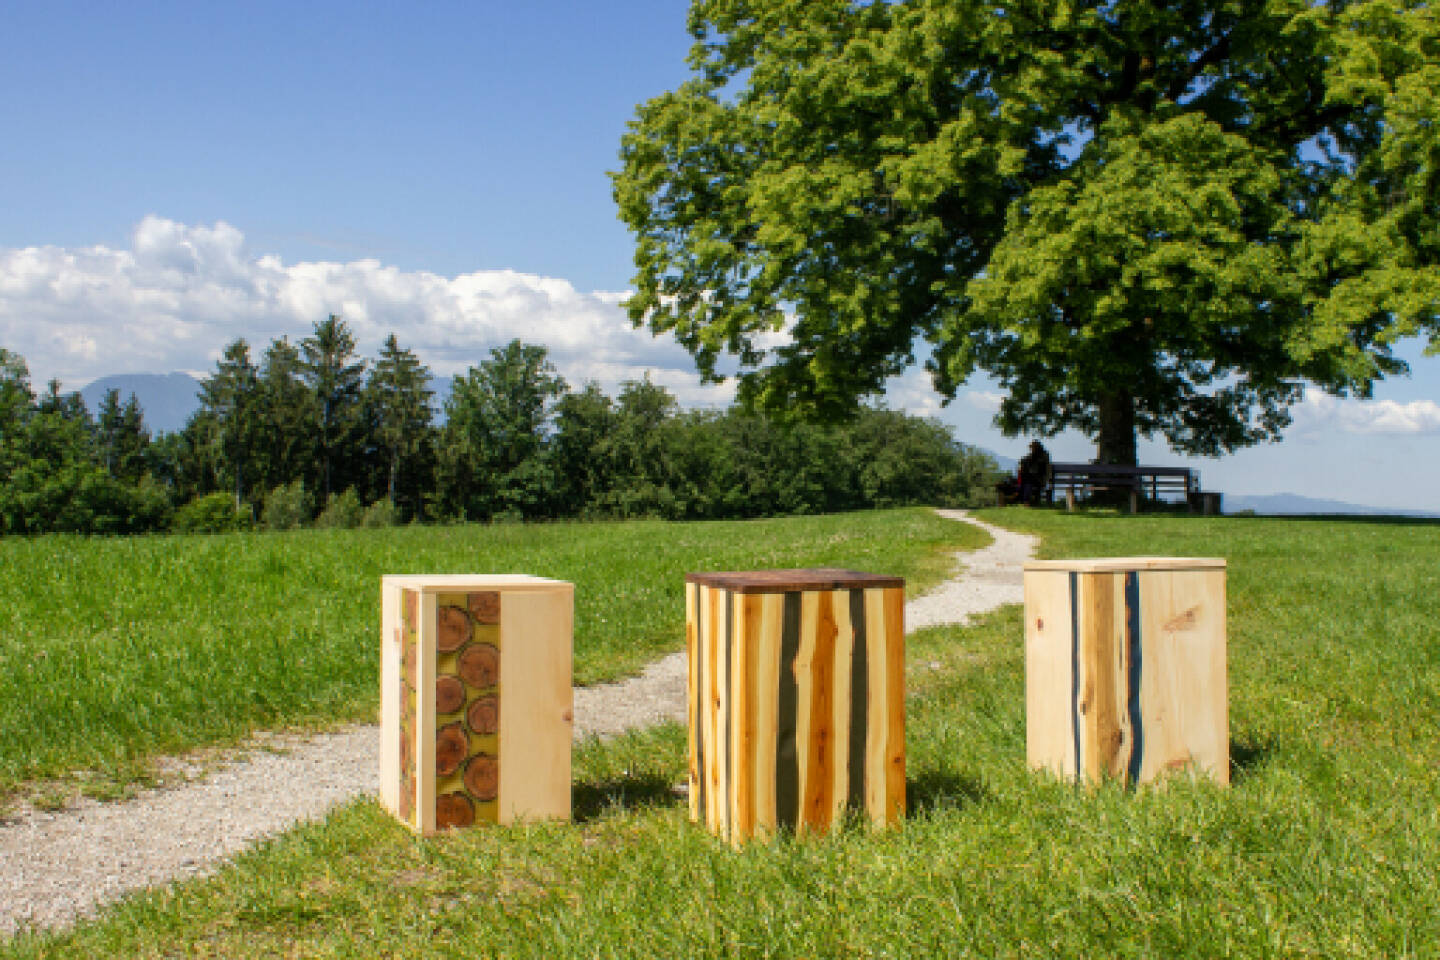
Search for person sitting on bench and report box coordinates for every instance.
[1018,440,1051,506]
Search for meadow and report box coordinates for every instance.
[0,508,973,799]
[4,508,1439,957]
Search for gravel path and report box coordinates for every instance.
[0,509,1035,938]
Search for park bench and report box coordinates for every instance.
[1047,462,1213,513]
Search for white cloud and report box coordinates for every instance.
[0,216,734,406]
[964,390,1005,412]
[880,368,946,417]
[1293,390,1440,436]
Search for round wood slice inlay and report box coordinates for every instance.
[457,642,499,689]
[436,605,472,652]
[468,591,500,624]
[435,721,469,777]
[435,675,465,715]
[435,792,475,829]
[464,752,498,801]
[466,694,499,735]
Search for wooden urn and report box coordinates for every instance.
[379,575,573,833]
[684,569,906,844]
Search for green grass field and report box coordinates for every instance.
[5,508,1439,957]
[0,508,974,798]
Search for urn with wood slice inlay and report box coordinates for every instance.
[684,569,906,844]
[379,575,573,833]
[1023,558,1228,786]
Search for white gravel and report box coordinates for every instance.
[907,508,1038,630]
[0,508,1034,938]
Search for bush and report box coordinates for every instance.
[123,475,176,532]
[173,492,252,533]
[262,480,311,531]
[314,488,364,529]
[361,498,399,528]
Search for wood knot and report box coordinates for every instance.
[1163,607,1199,632]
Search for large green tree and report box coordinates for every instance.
[614,0,1439,463]
[549,383,619,514]
[436,340,567,520]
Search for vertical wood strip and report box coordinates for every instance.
[1213,572,1230,786]
[823,589,850,828]
[1082,573,1123,780]
[493,587,571,825]
[733,593,760,844]
[862,588,887,821]
[685,583,701,822]
[1024,571,1078,777]
[774,592,802,829]
[379,582,398,817]
[1069,571,1082,782]
[417,592,437,835]
[753,593,783,837]
[1110,574,1133,781]
[705,585,721,833]
[793,591,821,833]
[1134,568,1229,785]
[881,587,905,824]
[717,588,732,839]
[1124,572,1144,784]
[846,588,868,809]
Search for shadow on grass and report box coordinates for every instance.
[571,770,990,824]
[572,774,683,823]
[907,768,988,816]
[1238,513,1440,526]
[1229,734,1276,784]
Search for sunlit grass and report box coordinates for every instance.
[7,509,1437,956]
[0,508,979,794]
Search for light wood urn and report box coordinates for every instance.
[1024,557,1228,786]
[379,575,573,833]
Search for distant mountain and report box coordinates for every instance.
[1224,492,1440,518]
[80,373,202,435]
[980,449,1018,473]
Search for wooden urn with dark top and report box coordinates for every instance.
[684,568,906,844]
[1023,557,1228,786]
[379,574,573,834]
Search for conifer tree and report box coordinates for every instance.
[300,315,366,500]
[197,339,262,510]
[367,333,435,512]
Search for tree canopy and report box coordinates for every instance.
[613,0,1439,462]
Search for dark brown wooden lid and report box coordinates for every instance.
[685,567,904,593]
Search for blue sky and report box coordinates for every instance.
[2,1,1437,511]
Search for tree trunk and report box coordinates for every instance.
[1096,391,1137,466]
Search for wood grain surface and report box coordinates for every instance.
[1024,561,1228,787]
[688,577,905,844]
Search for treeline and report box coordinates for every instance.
[0,317,1000,535]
